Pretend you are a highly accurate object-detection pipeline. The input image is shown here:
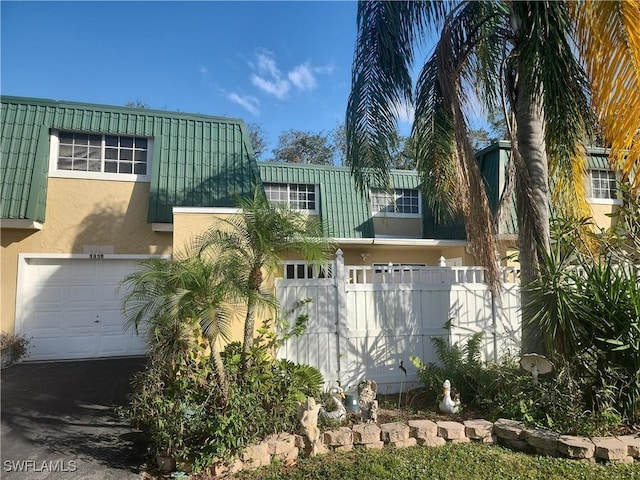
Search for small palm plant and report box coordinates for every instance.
[195,191,331,363]
[120,248,235,404]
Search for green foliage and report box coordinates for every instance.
[410,333,624,435]
[523,215,640,423]
[0,332,31,364]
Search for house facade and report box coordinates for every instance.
[0,96,623,362]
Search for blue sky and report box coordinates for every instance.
[3,0,412,157]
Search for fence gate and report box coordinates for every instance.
[276,250,521,393]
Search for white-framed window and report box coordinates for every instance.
[588,169,620,204]
[49,131,152,182]
[370,188,421,217]
[264,183,318,213]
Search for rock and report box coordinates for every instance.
[380,422,410,442]
[362,441,385,449]
[352,423,382,444]
[241,442,270,463]
[436,421,466,440]
[416,436,447,447]
[592,437,629,461]
[493,418,525,440]
[616,435,640,458]
[524,429,559,452]
[557,435,595,459]
[390,438,417,448]
[463,419,493,439]
[449,437,471,444]
[323,427,353,447]
[408,419,438,439]
[266,433,296,455]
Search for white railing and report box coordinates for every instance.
[281,260,520,285]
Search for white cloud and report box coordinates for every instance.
[288,64,317,91]
[250,52,290,99]
[394,100,415,125]
[247,51,334,99]
[228,93,260,116]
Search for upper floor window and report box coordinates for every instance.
[370,188,421,217]
[589,169,620,204]
[264,183,318,213]
[49,131,151,181]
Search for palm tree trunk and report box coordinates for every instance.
[514,84,550,355]
[210,345,229,406]
[243,298,257,353]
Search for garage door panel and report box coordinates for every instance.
[17,257,150,361]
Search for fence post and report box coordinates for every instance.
[334,249,347,387]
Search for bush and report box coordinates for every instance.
[120,340,323,471]
[410,334,623,436]
[1,332,31,366]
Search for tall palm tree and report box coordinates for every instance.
[120,252,235,404]
[346,0,639,353]
[196,191,331,360]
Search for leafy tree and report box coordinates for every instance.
[346,1,639,353]
[196,192,331,361]
[125,99,151,109]
[247,123,269,160]
[273,129,335,165]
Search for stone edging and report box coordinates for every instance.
[204,418,639,477]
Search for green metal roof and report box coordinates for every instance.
[257,162,466,240]
[0,96,259,224]
[258,162,374,238]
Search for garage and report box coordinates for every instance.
[15,255,150,361]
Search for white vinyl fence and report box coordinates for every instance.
[276,250,521,394]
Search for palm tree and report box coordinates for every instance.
[346,0,639,353]
[196,191,331,360]
[120,252,235,404]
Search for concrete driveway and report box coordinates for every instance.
[1,358,147,479]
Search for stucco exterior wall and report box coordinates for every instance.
[1,177,172,333]
[589,202,619,231]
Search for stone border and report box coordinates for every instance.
[200,418,639,477]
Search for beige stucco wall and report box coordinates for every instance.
[1,177,172,333]
[589,202,620,231]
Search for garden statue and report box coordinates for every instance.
[319,386,347,422]
[358,379,378,423]
[438,379,461,414]
[297,396,322,456]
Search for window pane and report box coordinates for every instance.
[88,147,101,159]
[74,133,89,144]
[135,138,147,149]
[88,160,101,172]
[59,132,74,143]
[74,146,88,159]
[134,150,147,161]
[89,135,102,146]
[59,144,73,157]
[105,135,118,146]
[58,158,72,170]
[105,147,118,160]
[120,149,133,161]
[134,163,147,174]
[119,162,132,174]
[105,161,117,173]
[73,159,88,171]
[120,137,133,148]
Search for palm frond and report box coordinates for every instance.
[571,0,640,192]
[346,0,449,194]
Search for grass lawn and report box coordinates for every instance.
[231,442,640,480]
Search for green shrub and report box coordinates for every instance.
[120,340,323,471]
[410,334,623,436]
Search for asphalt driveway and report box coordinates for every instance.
[1,358,147,479]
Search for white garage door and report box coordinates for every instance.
[16,256,149,361]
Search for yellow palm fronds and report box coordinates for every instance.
[570,0,640,192]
